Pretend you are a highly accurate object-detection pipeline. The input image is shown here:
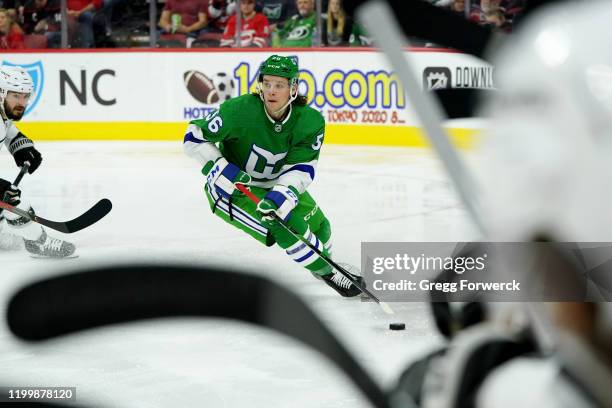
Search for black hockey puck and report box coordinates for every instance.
[389,323,405,330]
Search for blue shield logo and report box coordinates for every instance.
[1,60,44,116]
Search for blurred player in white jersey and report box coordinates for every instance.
[411,1,612,407]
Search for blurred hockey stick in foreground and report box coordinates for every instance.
[357,1,488,237]
[236,183,395,315]
[7,264,391,408]
[0,163,113,234]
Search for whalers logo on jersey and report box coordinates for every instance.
[287,26,310,41]
[263,4,282,20]
[1,60,44,116]
[245,145,287,180]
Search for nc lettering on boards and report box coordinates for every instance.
[60,69,116,106]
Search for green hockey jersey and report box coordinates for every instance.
[184,93,325,194]
[277,13,316,48]
[350,23,372,47]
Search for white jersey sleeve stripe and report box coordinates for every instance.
[277,160,318,194]
[183,124,222,166]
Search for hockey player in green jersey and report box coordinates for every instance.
[183,55,363,297]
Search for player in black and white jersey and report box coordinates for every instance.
[0,66,75,258]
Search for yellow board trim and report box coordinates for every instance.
[17,122,482,148]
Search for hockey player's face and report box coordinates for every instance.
[4,91,30,120]
[262,75,292,114]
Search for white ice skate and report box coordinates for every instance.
[24,228,77,259]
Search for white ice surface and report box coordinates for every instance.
[0,142,478,407]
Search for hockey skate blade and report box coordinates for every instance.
[30,254,79,260]
[359,291,395,314]
[379,302,395,315]
[340,264,394,314]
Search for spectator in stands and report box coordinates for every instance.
[349,22,371,47]
[0,0,19,21]
[159,0,208,38]
[220,0,270,47]
[21,0,61,48]
[207,0,235,33]
[504,0,526,26]
[432,0,476,20]
[437,0,486,25]
[478,0,525,31]
[437,0,520,30]
[259,0,296,29]
[100,0,124,37]
[274,0,316,47]
[68,0,103,48]
[480,1,506,29]
[449,0,467,16]
[428,0,453,6]
[0,7,25,48]
[322,0,351,46]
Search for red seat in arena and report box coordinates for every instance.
[158,34,187,48]
[196,32,222,41]
[191,32,222,48]
[24,34,48,49]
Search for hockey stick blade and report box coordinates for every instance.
[0,198,112,234]
[235,184,394,314]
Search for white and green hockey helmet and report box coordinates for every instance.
[258,55,299,87]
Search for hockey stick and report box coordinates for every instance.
[13,162,29,186]
[7,265,391,408]
[357,1,488,237]
[0,198,112,234]
[235,183,395,315]
[0,165,112,234]
[357,2,495,333]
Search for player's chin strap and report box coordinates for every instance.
[272,87,298,117]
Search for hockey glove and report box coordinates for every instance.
[256,185,299,228]
[203,157,251,200]
[0,178,21,206]
[9,134,42,174]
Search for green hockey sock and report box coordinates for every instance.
[268,218,332,276]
